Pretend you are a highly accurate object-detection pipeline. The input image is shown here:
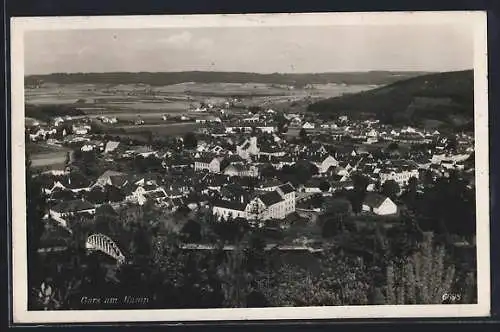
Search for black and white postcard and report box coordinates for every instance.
[10,11,490,323]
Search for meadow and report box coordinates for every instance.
[25,82,378,118]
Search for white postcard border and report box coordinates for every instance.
[10,11,490,323]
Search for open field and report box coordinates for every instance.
[115,122,200,137]
[27,143,70,170]
[31,152,67,169]
[25,82,378,118]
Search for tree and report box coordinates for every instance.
[64,151,71,167]
[255,249,372,306]
[260,164,277,179]
[181,219,202,243]
[299,128,308,142]
[385,233,456,304]
[381,180,400,200]
[217,245,252,307]
[387,142,399,151]
[85,187,106,204]
[183,132,198,150]
[280,161,319,186]
[350,173,369,213]
[26,155,47,309]
[319,180,331,192]
[321,198,351,238]
[105,185,125,203]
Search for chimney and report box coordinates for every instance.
[240,195,244,204]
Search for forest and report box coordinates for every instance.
[25,71,429,88]
[307,70,474,128]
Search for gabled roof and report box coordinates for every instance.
[61,172,92,189]
[213,199,247,211]
[278,183,295,194]
[195,153,219,164]
[98,170,127,181]
[308,153,334,163]
[170,197,184,207]
[95,204,118,216]
[363,193,390,208]
[304,178,323,188]
[144,190,167,199]
[51,199,95,213]
[109,175,129,188]
[259,178,282,188]
[259,190,284,206]
[225,164,247,173]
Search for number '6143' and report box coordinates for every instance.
[442,293,462,302]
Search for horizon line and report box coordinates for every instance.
[24,69,474,77]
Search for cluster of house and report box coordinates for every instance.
[26,115,93,142]
[29,106,475,230]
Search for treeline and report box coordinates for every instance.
[25,104,85,123]
[307,70,474,128]
[25,71,429,87]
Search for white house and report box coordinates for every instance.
[194,155,223,173]
[379,167,419,187]
[362,193,397,216]
[243,115,260,123]
[236,136,259,160]
[72,125,90,135]
[127,185,167,206]
[212,184,295,221]
[256,126,276,134]
[104,141,120,154]
[223,164,259,178]
[310,154,338,174]
[81,144,94,152]
[302,122,315,129]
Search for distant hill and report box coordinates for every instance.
[307,70,474,129]
[25,71,430,87]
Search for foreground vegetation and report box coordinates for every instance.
[26,160,477,310]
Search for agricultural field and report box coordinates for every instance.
[25,82,378,119]
[27,142,70,170]
[117,122,200,136]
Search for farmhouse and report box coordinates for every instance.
[362,193,397,216]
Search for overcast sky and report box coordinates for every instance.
[24,25,474,75]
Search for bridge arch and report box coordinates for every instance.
[85,233,126,264]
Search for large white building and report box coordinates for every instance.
[378,160,420,187]
[212,183,295,221]
[194,155,223,173]
[223,164,259,178]
[379,168,419,187]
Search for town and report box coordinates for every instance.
[26,97,476,240]
[25,84,479,310]
[17,12,484,317]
